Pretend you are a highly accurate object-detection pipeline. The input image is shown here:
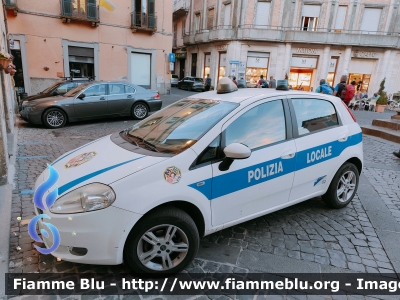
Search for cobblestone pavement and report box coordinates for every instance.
[5,99,400,299]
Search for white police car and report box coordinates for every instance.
[34,78,363,274]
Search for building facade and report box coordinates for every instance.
[179,0,400,94]
[1,1,17,184]
[5,0,173,95]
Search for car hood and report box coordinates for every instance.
[23,93,52,101]
[35,135,168,197]
[26,96,70,106]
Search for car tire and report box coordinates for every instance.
[322,162,359,209]
[42,108,67,129]
[131,102,149,120]
[124,207,199,275]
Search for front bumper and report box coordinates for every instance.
[35,205,142,265]
[19,107,43,124]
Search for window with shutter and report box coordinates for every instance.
[255,1,271,28]
[223,4,231,27]
[195,13,201,31]
[207,8,214,30]
[359,8,382,34]
[301,4,320,31]
[334,6,347,30]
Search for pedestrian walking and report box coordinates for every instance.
[232,76,238,86]
[269,76,276,88]
[205,74,212,91]
[315,79,333,95]
[333,75,355,106]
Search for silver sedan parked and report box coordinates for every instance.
[20,81,162,129]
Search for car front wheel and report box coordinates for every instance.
[322,162,359,208]
[131,102,149,120]
[42,108,67,129]
[124,207,199,275]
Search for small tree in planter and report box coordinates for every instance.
[375,78,388,112]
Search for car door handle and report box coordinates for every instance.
[281,149,296,159]
[338,132,348,142]
[100,97,106,100]
[127,95,132,98]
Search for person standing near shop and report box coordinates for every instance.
[269,76,276,88]
[205,74,212,91]
[315,79,333,95]
[232,76,238,86]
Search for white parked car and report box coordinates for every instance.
[34,78,363,275]
[170,74,179,87]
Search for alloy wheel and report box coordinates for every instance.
[137,224,189,271]
[46,111,65,127]
[336,170,357,203]
[134,104,148,119]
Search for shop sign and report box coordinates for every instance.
[175,53,187,59]
[353,51,377,58]
[239,61,246,71]
[220,53,227,67]
[328,58,338,73]
[296,48,318,55]
[216,45,227,51]
[291,57,318,68]
[169,53,176,63]
[205,54,211,67]
[229,60,240,64]
[247,57,269,68]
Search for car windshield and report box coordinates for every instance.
[64,82,92,97]
[40,82,63,94]
[194,78,203,82]
[122,99,238,154]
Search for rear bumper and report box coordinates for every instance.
[147,99,162,112]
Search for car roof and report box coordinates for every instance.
[187,88,340,104]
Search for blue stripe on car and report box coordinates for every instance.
[58,156,145,195]
[188,132,362,200]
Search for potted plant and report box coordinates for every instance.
[0,52,12,69]
[375,78,388,113]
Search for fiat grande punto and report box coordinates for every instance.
[33,78,363,274]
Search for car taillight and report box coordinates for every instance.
[342,101,356,122]
[154,93,160,99]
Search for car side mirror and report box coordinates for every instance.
[77,93,85,99]
[219,143,251,171]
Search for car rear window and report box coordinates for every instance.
[194,78,203,82]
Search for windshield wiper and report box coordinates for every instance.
[125,132,159,152]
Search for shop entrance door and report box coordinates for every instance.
[289,68,314,91]
[179,59,185,80]
[348,73,371,93]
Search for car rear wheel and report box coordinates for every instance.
[131,102,149,120]
[322,162,359,208]
[124,207,199,275]
[42,108,67,129]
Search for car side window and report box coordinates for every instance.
[125,85,135,94]
[84,84,107,97]
[225,100,286,150]
[56,82,75,95]
[109,84,125,95]
[291,98,339,136]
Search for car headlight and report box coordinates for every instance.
[24,106,35,112]
[49,183,116,214]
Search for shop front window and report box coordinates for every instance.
[245,53,269,87]
[204,53,211,79]
[289,69,312,91]
[349,74,370,93]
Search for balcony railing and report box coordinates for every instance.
[5,0,18,15]
[131,12,157,33]
[61,0,99,24]
[183,25,400,48]
[173,0,189,12]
